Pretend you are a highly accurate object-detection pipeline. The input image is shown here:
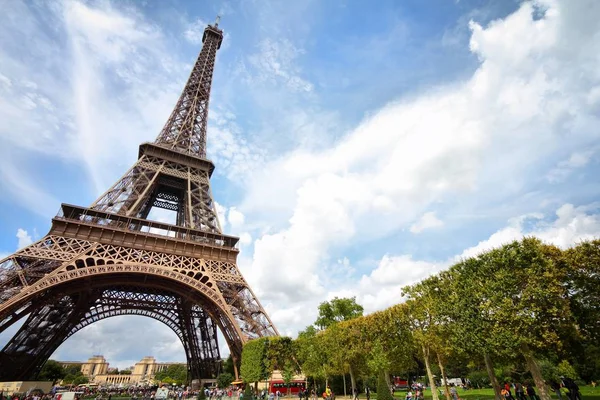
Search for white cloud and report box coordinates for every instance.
[16,229,33,250]
[410,212,444,233]
[0,156,60,218]
[546,150,596,183]
[345,202,600,315]
[245,38,313,92]
[239,0,600,336]
[184,18,208,44]
[214,202,227,230]
[2,0,600,363]
[51,316,184,369]
[357,255,445,313]
[239,232,252,246]
[460,203,600,258]
[227,207,245,228]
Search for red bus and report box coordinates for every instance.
[392,377,409,389]
[269,380,306,395]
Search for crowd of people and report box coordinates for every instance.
[0,377,587,400]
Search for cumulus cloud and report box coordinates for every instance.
[51,316,184,369]
[345,202,600,315]
[16,229,33,250]
[184,18,209,44]
[546,150,596,183]
[214,202,227,231]
[240,0,600,335]
[239,232,252,246]
[460,203,600,258]
[410,212,444,233]
[2,0,600,364]
[227,207,245,228]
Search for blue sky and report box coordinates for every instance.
[1,0,600,368]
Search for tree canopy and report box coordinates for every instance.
[238,238,600,400]
[39,360,67,384]
[154,364,187,385]
[315,297,364,330]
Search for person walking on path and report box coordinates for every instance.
[449,386,459,400]
[525,383,539,400]
[515,383,526,400]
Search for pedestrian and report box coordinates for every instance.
[515,383,526,400]
[365,387,370,400]
[561,377,580,400]
[525,383,538,400]
[548,380,561,400]
[449,386,458,400]
[502,383,514,400]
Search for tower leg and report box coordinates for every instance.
[179,303,221,382]
[0,291,97,380]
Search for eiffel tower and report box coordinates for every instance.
[0,18,278,382]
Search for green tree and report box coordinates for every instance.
[39,360,67,384]
[564,240,600,382]
[217,372,234,388]
[404,273,459,400]
[564,239,600,343]
[64,365,82,376]
[266,336,296,373]
[72,375,89,385]
[376,370,394,400]
[282,365,295,397]
[446,257,503,400]
[224,355,236,376]
[315,297,364,330]
[63,374,75,385]
[404,298,440,400]
[455,239,573,400]
[240,338,269,383]
[295,326,329,383]
[155,364,187,385]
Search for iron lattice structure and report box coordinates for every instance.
[0,20,278,382]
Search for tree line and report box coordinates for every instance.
[39,361,90,385]
[239,238,599,400]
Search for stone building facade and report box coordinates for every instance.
[57,355,185,386]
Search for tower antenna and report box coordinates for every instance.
[215,15,221,27]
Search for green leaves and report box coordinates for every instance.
[154,364,187,385]
[39,360,67,384]
[240,337,269,382]
[239,238,598,389]
[240,336,297,383]
[217,372,234,388]
[315,297,364,330]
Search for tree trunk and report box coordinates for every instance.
[233,358,240,380]
[483,352,502,400]
[384,371,391,391]
[521,344,551,400]
[422,344,439,400]
[343,373,347,398]
[436,353,451,400]
[349,364,357,397]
